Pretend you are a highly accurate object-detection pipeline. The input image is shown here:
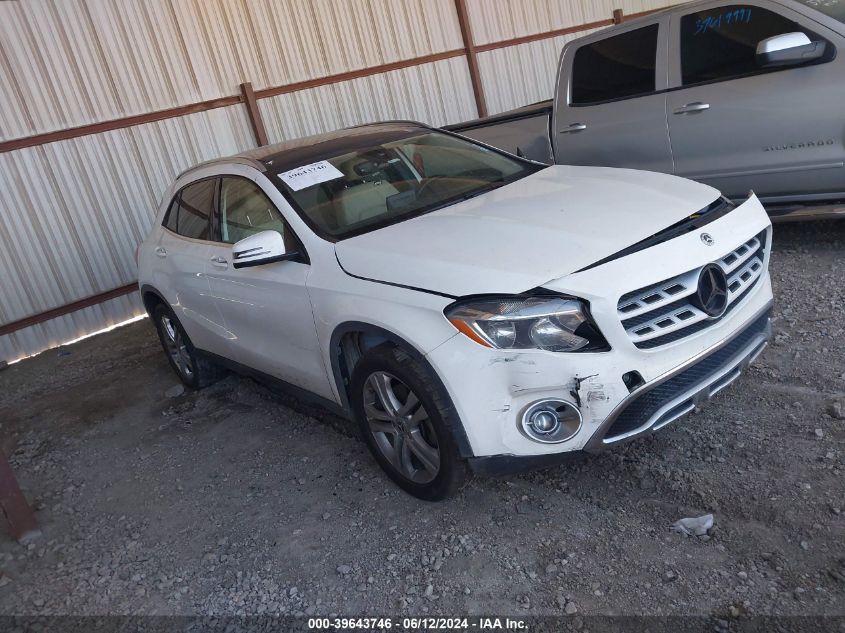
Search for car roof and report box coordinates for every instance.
[178,121,433,179]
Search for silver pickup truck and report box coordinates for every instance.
[448,0,845,221]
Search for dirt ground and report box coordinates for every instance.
[0,220,843,622]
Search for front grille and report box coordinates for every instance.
[617,230,767,349]
[602,310,770,442]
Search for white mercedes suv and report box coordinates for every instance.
[138,122,773,500]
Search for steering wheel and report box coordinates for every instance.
[415,175,451,199]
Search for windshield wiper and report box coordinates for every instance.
[460,179,506,200]
[410,181,506,216]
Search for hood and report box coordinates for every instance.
[334,165,720,297]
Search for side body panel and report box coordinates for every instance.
[140,179,231,356]
[202,166,333,400]
[305,266,459,408]
[666,0,845,201]
[154,232,224,352]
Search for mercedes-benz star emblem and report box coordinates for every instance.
[695,264,729,318]
[700,233,715,246]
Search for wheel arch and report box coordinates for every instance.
[140,284,168,318]
[329,321,474,457]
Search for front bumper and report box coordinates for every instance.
[465,304,771,476]
[585,304,771,449]
[425,195,774,463]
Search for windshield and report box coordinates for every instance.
[796,0,845,23]
[271,131,541,239]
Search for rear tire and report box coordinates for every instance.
[153,304,226,389]
[350,346,467,501]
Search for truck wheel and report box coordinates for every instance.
[153,304,226,389]
[350,346,467,501]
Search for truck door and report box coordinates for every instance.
[552,15,673,174]
[666,1,845,203]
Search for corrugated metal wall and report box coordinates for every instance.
[258,57,477,144]
[0,0,463,139]
[466,0,675,45]
[0,0,685,363]
[0,104,256,362]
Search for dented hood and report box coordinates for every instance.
[334,165,720,297]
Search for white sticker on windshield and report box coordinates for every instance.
[279,160,344,192]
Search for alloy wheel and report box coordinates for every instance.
[362,371,440,484]
[161,316,194,379]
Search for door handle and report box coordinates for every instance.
[560,123,587,134]
[210,255,228,268]
[154,246,167,258]
[674,102,710,115]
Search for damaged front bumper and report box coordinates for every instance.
[464,302,772,476]
[424,195,774,474]
[584,305,770,450]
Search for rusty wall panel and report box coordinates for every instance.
[0,295,144,365]
[464,0,683,45]
[259,57,478,143]
[0,0,463,141]
[0,104,255,361]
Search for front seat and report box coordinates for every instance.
[333,158,399,227]
[333,181,400,226]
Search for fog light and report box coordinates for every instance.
[520,399,582,444]
[530,409,558,433]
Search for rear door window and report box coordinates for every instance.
[681,5,808,85]
[162,196,180,233]
[164,179,216,240]
[571,24,659,104]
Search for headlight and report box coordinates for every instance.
[444,296,609,352]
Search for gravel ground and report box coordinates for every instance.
[0,220,843,621]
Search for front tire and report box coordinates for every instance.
[153,304,225,389]
[350,346,467,501]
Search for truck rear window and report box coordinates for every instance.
[571,24,659,105]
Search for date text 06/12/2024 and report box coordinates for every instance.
[307,617,529,630]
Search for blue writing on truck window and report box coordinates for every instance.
[695,7,753,34]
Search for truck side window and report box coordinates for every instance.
[681,6,805,85]
[571,24,659,105]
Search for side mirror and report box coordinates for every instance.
[756,32,826,68]
[231,230,297,269]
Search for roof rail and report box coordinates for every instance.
[176,156,267,180]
